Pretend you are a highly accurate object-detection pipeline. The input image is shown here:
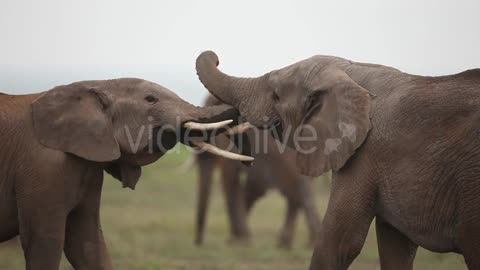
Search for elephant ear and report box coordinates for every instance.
[32,83,121,162]
[296,68,372,177]
[104,163,142,190]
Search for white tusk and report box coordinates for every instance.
[191,141,254,162]
[183,119,233,130]
[226,122,255,135]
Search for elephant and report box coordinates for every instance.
[194,95,320,249]
[0,78,252,270]
[196,51,480,269]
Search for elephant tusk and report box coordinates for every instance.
[183,119,233,130]
[191,141,254,162]
[226,122,254,135]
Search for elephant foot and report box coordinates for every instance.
[277,234,293,250]
[226,235,251,246]
[194,237,204,246]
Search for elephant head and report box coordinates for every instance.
[196,51,372,177]
[32,78,252,189]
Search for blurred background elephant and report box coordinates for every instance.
[193,95,320,249]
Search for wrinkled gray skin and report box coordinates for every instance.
[0,78,242,270]
[197,51,480,269]
[195,95,320,249]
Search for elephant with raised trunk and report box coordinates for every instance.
[0,78,252,270]
[196,51,480,269]
[195,95,320,249]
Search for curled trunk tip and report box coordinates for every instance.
[196,50,235,106]
[195,51,274,127]
[196,51,220,68]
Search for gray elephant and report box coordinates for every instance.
[195,95,320,249]
[0,78,252,270]
[196,51,480,269]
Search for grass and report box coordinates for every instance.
[0,146,466,269]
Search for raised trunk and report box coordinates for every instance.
[196,51,274,127]
[196,51,245,108]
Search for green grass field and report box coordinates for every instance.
[0,147,466,269]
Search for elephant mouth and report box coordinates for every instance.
[153,127,178,152]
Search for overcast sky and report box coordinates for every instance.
[1,0,479,105]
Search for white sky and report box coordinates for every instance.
[1,0,479,105]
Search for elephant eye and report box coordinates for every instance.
[272,91,280,102]
[306,90,325,112]
[145,95,158,104]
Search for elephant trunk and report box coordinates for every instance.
[186,103,240,124]
[196,51,274,127]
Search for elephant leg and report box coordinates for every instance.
[309,174,375,270]
[195,154,215,245]
[297,176,321,247]
[18,203,66,270]
[244,174,267,213]
[458,207,480,269]
[277,200,300,249]
[462,236,480,270]
[221,161,250,243]
[64,177,112,270]
[376,217,417,270]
